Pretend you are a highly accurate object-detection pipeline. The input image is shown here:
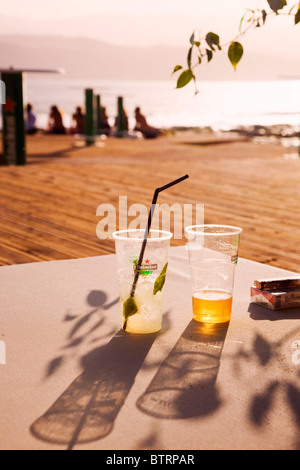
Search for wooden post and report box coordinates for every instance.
[85,88,95,146]
[1,71,26,165]
[96,95,101,133]
[116,96,126,137]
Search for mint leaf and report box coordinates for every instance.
[153,263,168,295]
[123,296,138,321]
[161,263,168,276]
[132,258,138,273]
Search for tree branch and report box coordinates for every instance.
[173,1,300,92]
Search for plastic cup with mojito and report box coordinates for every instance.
[113,229,172,334]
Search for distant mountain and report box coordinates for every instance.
[0,34,298,81]
[0,34,186,80]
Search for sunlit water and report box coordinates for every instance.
[3,76,300,133]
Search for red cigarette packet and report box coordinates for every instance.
[250,286,300,310]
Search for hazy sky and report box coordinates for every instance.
[0,0,256,18]
[0,0,298,54]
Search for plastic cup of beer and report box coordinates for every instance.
[185,225,242,324]
[112,229,173,334]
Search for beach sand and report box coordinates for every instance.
[0,131,299,272]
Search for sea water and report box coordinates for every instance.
[12,77,300,135]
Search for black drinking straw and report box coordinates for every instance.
[129,174,189,298]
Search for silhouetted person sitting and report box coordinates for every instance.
[26,103,38,135]
[47,105,66,134]
[134,107,161,139]
[70,106,85,134]
[99,106,111,135]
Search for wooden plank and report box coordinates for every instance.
[0,134,299,272]
[0,244,42,265]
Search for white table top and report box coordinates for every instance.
[1,246,299,450]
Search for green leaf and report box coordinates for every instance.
[228,42,244,70]
[198,55,202,64]
[240,9,255,31]
[176,69,194,89]
[262,9,267,24]
[132,258,138,272]
[190,32,195,45]
[239,14,246,32]
[153,263,168,295]
[187,47,193,68]
[266,0,287,13]
[205,32,221,51]
[295,2,300,24]
[206,49,213,63]
[172,64,183,75]
[123,296,138,321]
[194,41,200,47]
[161,263,168,275]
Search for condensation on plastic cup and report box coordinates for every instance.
[112,229,173,242]
[185,224,243,240]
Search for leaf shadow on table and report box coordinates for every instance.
[232,305,300,449]
[44,290,120,378]
[30,289,158,450]
[137,312,300,449]
[137,320,229,420]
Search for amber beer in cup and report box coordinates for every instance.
[185,225,242,323]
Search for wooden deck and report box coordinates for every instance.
[0,132,299,272]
